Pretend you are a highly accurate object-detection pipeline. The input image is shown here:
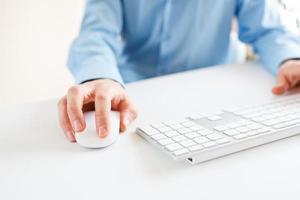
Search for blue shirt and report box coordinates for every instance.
[68,0,300,84]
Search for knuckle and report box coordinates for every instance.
[57,96,66,108]
[95,92,109,101]
[123,93,130,101]
[95,115,109,127]
[68,85,81,96]
[279,67,287,74]
[95,111,108,120]
[290,74,298,82]
[68,105,79,115]
[122,95,131,104]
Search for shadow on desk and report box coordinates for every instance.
[3,98,289,180]
[0,100,202,177]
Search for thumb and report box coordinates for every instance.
[272,71,290,95]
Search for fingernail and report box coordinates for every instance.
[72,120,82,132]
[66,131,75,142]
[98,127,107,138]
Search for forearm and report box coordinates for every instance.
[236,0,300,75]
[67,0,124,85]
[252,29,300,74]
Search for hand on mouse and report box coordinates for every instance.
[57,79,138,142]
[272,60,300,95]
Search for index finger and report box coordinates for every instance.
[67,86,86,132]
[57,97,76,142]
[272,71,290,95]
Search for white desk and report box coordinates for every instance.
[1,63,300,199]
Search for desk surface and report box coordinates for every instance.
[1,63,300,199]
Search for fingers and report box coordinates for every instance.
[272,71,290,95]
[57,97,76,142]
[58,79,139,143]
[66,86,86,132]
[273,61,300,95]
[95,93,112,138]
[119,98,138,132]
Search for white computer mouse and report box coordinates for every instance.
[75,111,120,148]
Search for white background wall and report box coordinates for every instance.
[0,0,298,108]
[0,0,84,107]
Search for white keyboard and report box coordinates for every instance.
[137,94,300,164]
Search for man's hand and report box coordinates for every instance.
[57,79,138,142]
[272,60,300,95]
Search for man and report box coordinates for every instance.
[58,0,300,142]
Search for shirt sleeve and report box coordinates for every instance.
[236,0,300,75]
[67,0,124,84]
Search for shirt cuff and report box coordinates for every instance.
[280,58,300,66]
[72,62,124,86]
[261,45,300,75]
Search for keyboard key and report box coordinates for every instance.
[253,116,267,122]
[272,121,297,129]
[177,128,191,134]
[188,145,204,151]
[257,128,271,134]
[158,138,174,145]
[262,119,280,126]
[224,129,239,136]
[194,136,210,144]
[284,119,300,127]
[172,135,188,142]
[247,123,262,130]
[246,130,259,136]
[151,134,167,140]
[214,126,229,131]
[140,126,160,136]
[169,124,185,130]
[165,143,183,151]
[185,132,200,139]
[262,114,276,120]
[158,126,172,133]
[180,140,197,147]
[227,122,241,129]
[237,120,252,126]
[165,131,180,137]
[233,134,247,139]
[236,126,251,133]
[206,133,223,140]
[198,129,213,135]
[202,141,217,148]
[216,138,230,144]
[173,148,189,156]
